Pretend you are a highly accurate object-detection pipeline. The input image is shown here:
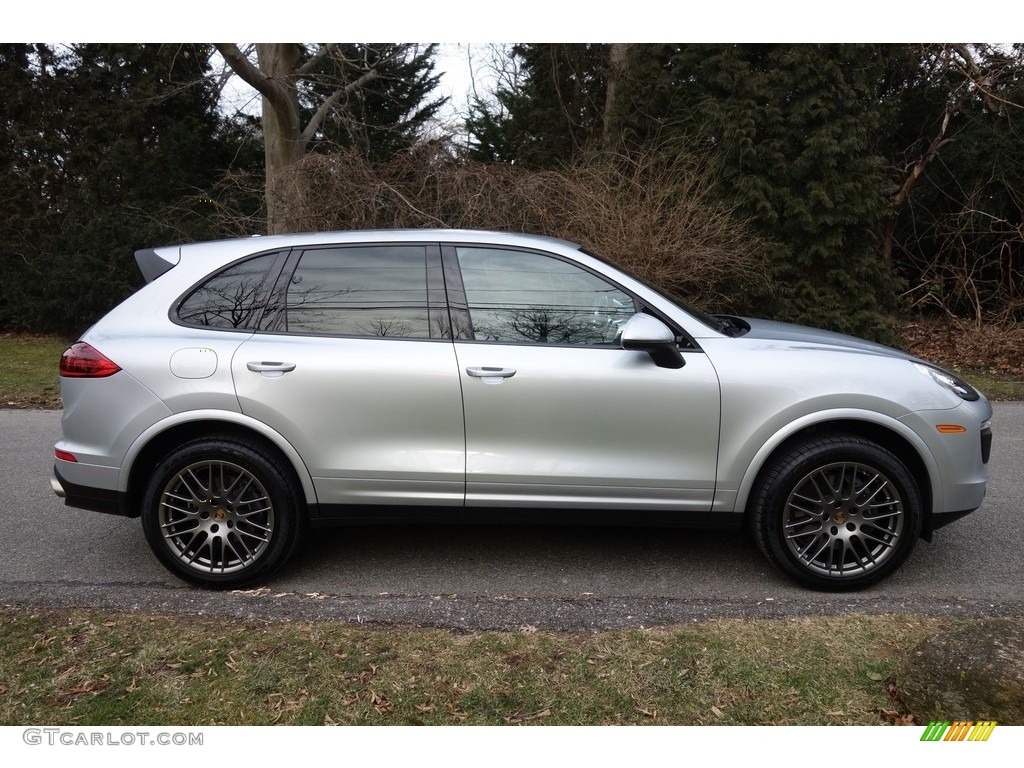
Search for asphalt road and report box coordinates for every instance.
[1,406,1021,630]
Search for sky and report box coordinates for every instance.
[435,44,500,123]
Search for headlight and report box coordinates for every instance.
[913,362,980,401]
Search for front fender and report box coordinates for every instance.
[727,408,941,515]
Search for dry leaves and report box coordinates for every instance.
[505,708,552,724]
[54,675,112,705]
[900,318,1024,378]
[267,687,309,724]
[881,710,917,726]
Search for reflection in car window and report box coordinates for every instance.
[178,252,279,329]
[285,246,430,338]
[457,247,636,345]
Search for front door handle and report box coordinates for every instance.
[466,366,517,382]
[247,361,296,373]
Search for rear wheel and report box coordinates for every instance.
[141,436,304,588]
[751,434,922,590]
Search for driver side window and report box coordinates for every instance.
[456,247,636,345]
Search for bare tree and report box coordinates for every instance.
[359,317,415,337]
[214,44,387,234]
[507,307,593,344]
[179,275,271,328]
[239,142,766,308]
[882,44,1024,267]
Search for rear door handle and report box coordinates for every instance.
[466,366,516,380]
[247,361,296,373]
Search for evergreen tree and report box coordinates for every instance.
[0,44,230,334]
[466,44,608,167]
[469,43,902,338]
[0,45,54,317]
[304,43,446,161]
[664,44,897,338]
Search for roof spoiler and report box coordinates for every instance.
[135,246,180,283]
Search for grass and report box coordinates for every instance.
[0,607,977,726]
[0,334,67,408]
[953,368,1024,402]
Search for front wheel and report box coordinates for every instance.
[751,434,923,590]
[141,436,304,588]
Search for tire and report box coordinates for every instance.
[750,434,922,590]
[141,436,305,589]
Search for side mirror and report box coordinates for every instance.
[620,313,685,369]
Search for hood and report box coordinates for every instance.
[737,317,916,360]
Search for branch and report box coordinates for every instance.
[296,43,339,76]
[215,44,267,91]
[299,67,380,145]
[891,109,954,210]
[215,43,293,117]
[949,44,1024,113]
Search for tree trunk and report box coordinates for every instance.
[603,43,631,150]
[216,43,389,233]
[256,44,304,234]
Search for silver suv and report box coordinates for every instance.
[53,230,993,590]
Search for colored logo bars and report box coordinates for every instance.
[921,721,997,742]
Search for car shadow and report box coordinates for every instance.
[274,521,787,598]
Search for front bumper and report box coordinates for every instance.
[902,399,992,537]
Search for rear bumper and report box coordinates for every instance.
[52,465,134,517]
[922,506,979,539]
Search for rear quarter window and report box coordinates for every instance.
[177,252,282,329]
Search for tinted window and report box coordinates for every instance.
[285,246,431,338]
[178,252,280,329]
[457,247,636,345]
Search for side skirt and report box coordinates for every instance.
[309,504,743,531]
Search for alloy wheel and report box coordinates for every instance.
[157,459,275,575]
[782,461,905,578]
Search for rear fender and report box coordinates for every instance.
[120,410,318,504]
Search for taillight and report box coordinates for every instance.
[55,449,78,462]
[60,342,121,378]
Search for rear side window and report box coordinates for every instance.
[283,246,433,338]
[177,252,281,329]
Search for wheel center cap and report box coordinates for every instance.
[213,508,228,521]
[832,510,847,525]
